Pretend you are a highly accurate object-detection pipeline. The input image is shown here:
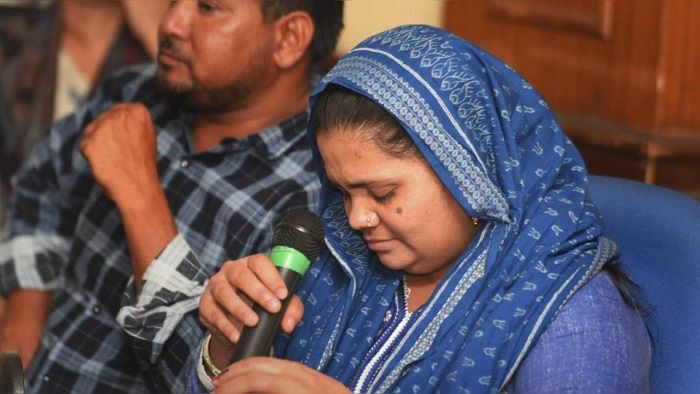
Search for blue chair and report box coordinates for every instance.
[588,175,700,393]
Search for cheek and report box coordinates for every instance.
[383,203,425,240]
[412,189,466,243]
[192,24,244,64]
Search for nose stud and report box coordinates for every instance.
[365,215,372,228]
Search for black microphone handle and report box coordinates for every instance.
[229,266,301,363]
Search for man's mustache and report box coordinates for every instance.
[158,36,192,67]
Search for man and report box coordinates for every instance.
[0,0,343,392]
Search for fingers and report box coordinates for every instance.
[80,103,151,149]
[198,289,244,344]
[199,254,290,345]
[212,358,350,394]
[247,255,289,299]
[223,255,287,315]
[281,295,304,334]
[83,103,151,135]
[213,358,286,392]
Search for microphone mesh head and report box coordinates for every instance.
[271,209,325,261]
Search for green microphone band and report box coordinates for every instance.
[270,245,311,275]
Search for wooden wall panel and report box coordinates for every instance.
[446,0,664,128]
[445,0,700,197]
[656,1,700,132]
[487,0,613,38]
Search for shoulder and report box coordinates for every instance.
[88,63,161,109]
[511,271,651,392]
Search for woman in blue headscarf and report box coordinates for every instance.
[192,25,650,393]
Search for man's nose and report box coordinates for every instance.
[158,0,193,43]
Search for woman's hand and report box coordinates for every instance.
[199,254,304,369]
[213,357,349,394]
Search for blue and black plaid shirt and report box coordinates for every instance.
[0,64,320,393]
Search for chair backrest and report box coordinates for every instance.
[588,175,700,394]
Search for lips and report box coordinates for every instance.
[157,41,191,68]
[365,238,395,252]
[158,51,185,67]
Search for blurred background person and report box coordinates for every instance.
[0,0,167,369]
[0,0,169,231]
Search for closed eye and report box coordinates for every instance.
[373,191,394,204]
[198,1,217,14]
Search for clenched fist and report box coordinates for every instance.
[80,103,160,206]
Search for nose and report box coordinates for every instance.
[346,198,377,231]
[159,1,192,42]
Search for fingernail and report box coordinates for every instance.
[265,296,280,310]
[244,312,257,326]
[275,287,287,299]
[285,317,295,329]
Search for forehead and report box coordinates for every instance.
[316,131,423,185]
[317,130,385,163]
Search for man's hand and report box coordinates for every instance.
[0,291,51,369]
[81,103,177,291]
[80,103,160,206]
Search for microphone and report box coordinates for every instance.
[229,209,324,363]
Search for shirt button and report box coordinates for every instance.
[92,306,101,314]
[180,159,189,168]
[43,375,51,382]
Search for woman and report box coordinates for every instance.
[192,25,650,393]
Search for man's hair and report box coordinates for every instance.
[260,0,344,63]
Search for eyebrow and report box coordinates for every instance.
[328,178,395,190]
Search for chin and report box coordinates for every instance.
[155,71,193,97]
[157,62,191,81]
[377,253,413,272]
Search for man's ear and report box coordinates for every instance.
[272,11,314,70]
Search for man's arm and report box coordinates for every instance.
[0,291,51,369]
[118,187,319,392]
[80,103,177,292]
[117,187,178,292]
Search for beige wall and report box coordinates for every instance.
[337,0,445,55]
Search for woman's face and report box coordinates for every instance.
[317,128,477,277]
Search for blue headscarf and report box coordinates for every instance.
[274,25,616,392]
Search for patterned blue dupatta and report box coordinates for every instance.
[274,25,616,392]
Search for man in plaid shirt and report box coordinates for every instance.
[0,1,343,392]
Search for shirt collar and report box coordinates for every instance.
[175,72,321,159]
[216,109,309,160]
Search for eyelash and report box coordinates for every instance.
[198,1,216,13]
[333,184,394,204]
[373,192,394,204]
